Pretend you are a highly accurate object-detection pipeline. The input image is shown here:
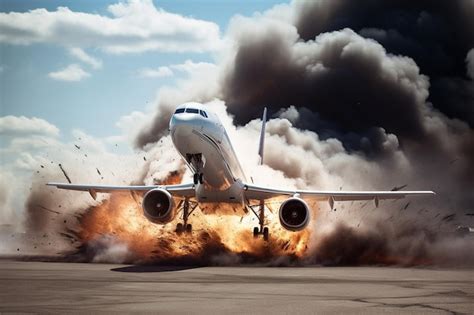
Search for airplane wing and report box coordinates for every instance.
[243,183,435,207]
[46,182,195,199]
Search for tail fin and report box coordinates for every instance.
[258,107,267,165]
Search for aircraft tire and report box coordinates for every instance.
[176,223,184,234]
[263,227,269,241]
[253,227,259,238]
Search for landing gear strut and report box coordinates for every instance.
[248,200,269,241]
[176,198,198,235]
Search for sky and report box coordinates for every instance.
[0,0,283,141]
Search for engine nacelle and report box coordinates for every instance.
[142,188,176,224]
[278,197,310,231]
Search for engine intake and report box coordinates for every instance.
[279,197,310,231]
[142,188,176,224]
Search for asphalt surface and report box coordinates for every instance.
[0,259,472,314]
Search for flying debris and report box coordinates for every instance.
[96,168,102,176]
[441,214,456,222]
[391,184,408,191]
[74,145,80,150]
[36,205,60,215]
[58,164,72,183]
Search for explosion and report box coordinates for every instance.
[66,173,311,265]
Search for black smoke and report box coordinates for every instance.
[294,0,474,125]
[216,0,474,208]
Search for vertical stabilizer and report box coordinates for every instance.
[258,107,267,165]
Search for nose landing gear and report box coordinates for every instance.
[193,173,204,185]
[187,153,204,185]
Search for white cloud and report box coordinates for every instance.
[0,115,60,136]
[69,47,102,69]
[0,0,221,54]
[137,60,217,79]
[170,59,217,74]
[138,66,173,78]
[48,64,90,81]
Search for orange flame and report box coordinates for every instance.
[74,174,312,264]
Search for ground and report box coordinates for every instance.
[0,259,472,314]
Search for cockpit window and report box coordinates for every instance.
[186,108,199,114]
[200,110,208,118]
[174,108,185,114]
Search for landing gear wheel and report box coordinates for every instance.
[176,223,184,234]
[253,227,259,238]
[193,173,199,185]
[263,227,269,241]
[199,173,204,184]
[186,224,192,233]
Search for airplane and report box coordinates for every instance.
[47,102,435,240]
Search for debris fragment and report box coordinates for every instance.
[441,214,456,222]
[281,240,290,250]
[58,164,72,183]
[37,205,60,214]
[74,144,80,149]
[143,156,147,161]
[391,184,408,191]
[96,168,102,176]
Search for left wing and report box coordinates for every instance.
[47,182,195,199]
[243,183,435,207]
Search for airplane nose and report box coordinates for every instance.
[169,113,197,140]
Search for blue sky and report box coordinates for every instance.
[0,0,285,140]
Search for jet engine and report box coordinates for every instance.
[278,197,310,231]
[142,188,176,224]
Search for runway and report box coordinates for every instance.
[0,259,472,314]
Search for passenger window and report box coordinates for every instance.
[200,110,208,118]
[186,108,199,114]
[174,108,185,114]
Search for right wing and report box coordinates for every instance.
[243,183,435,207]
[47,182,195,199]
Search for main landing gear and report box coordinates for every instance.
[247,200,270,241]
[175,198,198,235]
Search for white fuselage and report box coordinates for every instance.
[169,103,247,203]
